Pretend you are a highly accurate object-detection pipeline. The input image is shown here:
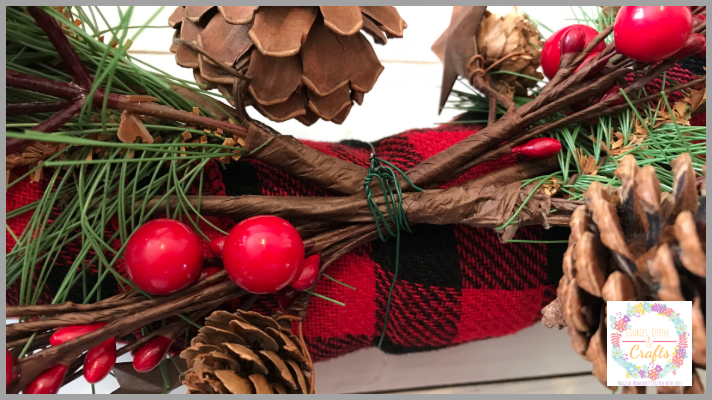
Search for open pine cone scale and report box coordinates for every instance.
[543,153,706,393]
[181,310,313,394]
[169,6,406,126]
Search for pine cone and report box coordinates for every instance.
[432,7,543,99]
[169,6,406,126]
[181,310,314,394]
[475,8,544,98]
[543,154,706,393]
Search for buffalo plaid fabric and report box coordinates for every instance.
[6,60,704,362]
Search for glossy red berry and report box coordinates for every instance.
[50,323,106,346]
[124,219,203,296]
[24,364,68,394]
[223,216,304,294]
[573,51,606,77]
[200,266,222,280]
[692,14,706,29]
[559,26,586,55]
[541,24,605,79]
[614,6,692,62]
[291,254,320,291]
[595,85,626,107]
[133,336,173,373]
[208,236,227,258]
[7,349,15,388]
[83,338,117,384]
[512,138,562,159]
[278,287,300,310]
[671,33,706,60]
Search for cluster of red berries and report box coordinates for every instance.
[123,215,318,297]
[542,6,704,82]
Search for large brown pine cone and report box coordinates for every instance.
[169,6,406,126]
[542,153,706,394]
[181,310,314,394]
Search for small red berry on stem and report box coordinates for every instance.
[24,364,68,394]
[7,349,15,388]
[559,26,586,55]
[50,323,106,346]
[291,254,320,291]
[278,287,301,310]
[83,338,117,384]
[614,6,692,62]
[124,219,203,296]
[692,14,706,29]
[133,336,174,373]
[223,216,304,294]
[671,33,706,60]
[595,85,626,107]
[208,236,227,258]
[541,24,605,79]
[512,138,562,159]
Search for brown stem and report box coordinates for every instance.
[6,102,71,116]
[32,99,84,133]
[6,272,228,337]
[27,7,92,89]
[471,75,515,112]
[487,96,497,126]
[6,297,141,318]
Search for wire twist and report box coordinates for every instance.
[362,143,423,348]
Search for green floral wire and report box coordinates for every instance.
[362,143,423,348]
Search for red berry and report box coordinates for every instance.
[512,138,562,159]
[559,26,586,55]
[291,254,320,291]
[133,336,173,373]
[223,216,304,294]
[573,51,607,77]
[697,43,706,58]
[278,287,300,310]
[24,364,68,394]
[671,33,706,60]
[7,349,14,388]
[541,24,605,79]
[124,219,203,296]
[692,14,706,29]
[83,338,117,384]
[614,6,692,63]
[50,323,106,346]
[595,85,626,107]
[200,266,222,280]
[208,236,227,258]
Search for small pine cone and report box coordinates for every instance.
[181,310,313,394]
[543,153,706,392]
[433,7,544,99]
[169,6,406,126]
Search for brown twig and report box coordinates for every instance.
[6,102,71,116]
